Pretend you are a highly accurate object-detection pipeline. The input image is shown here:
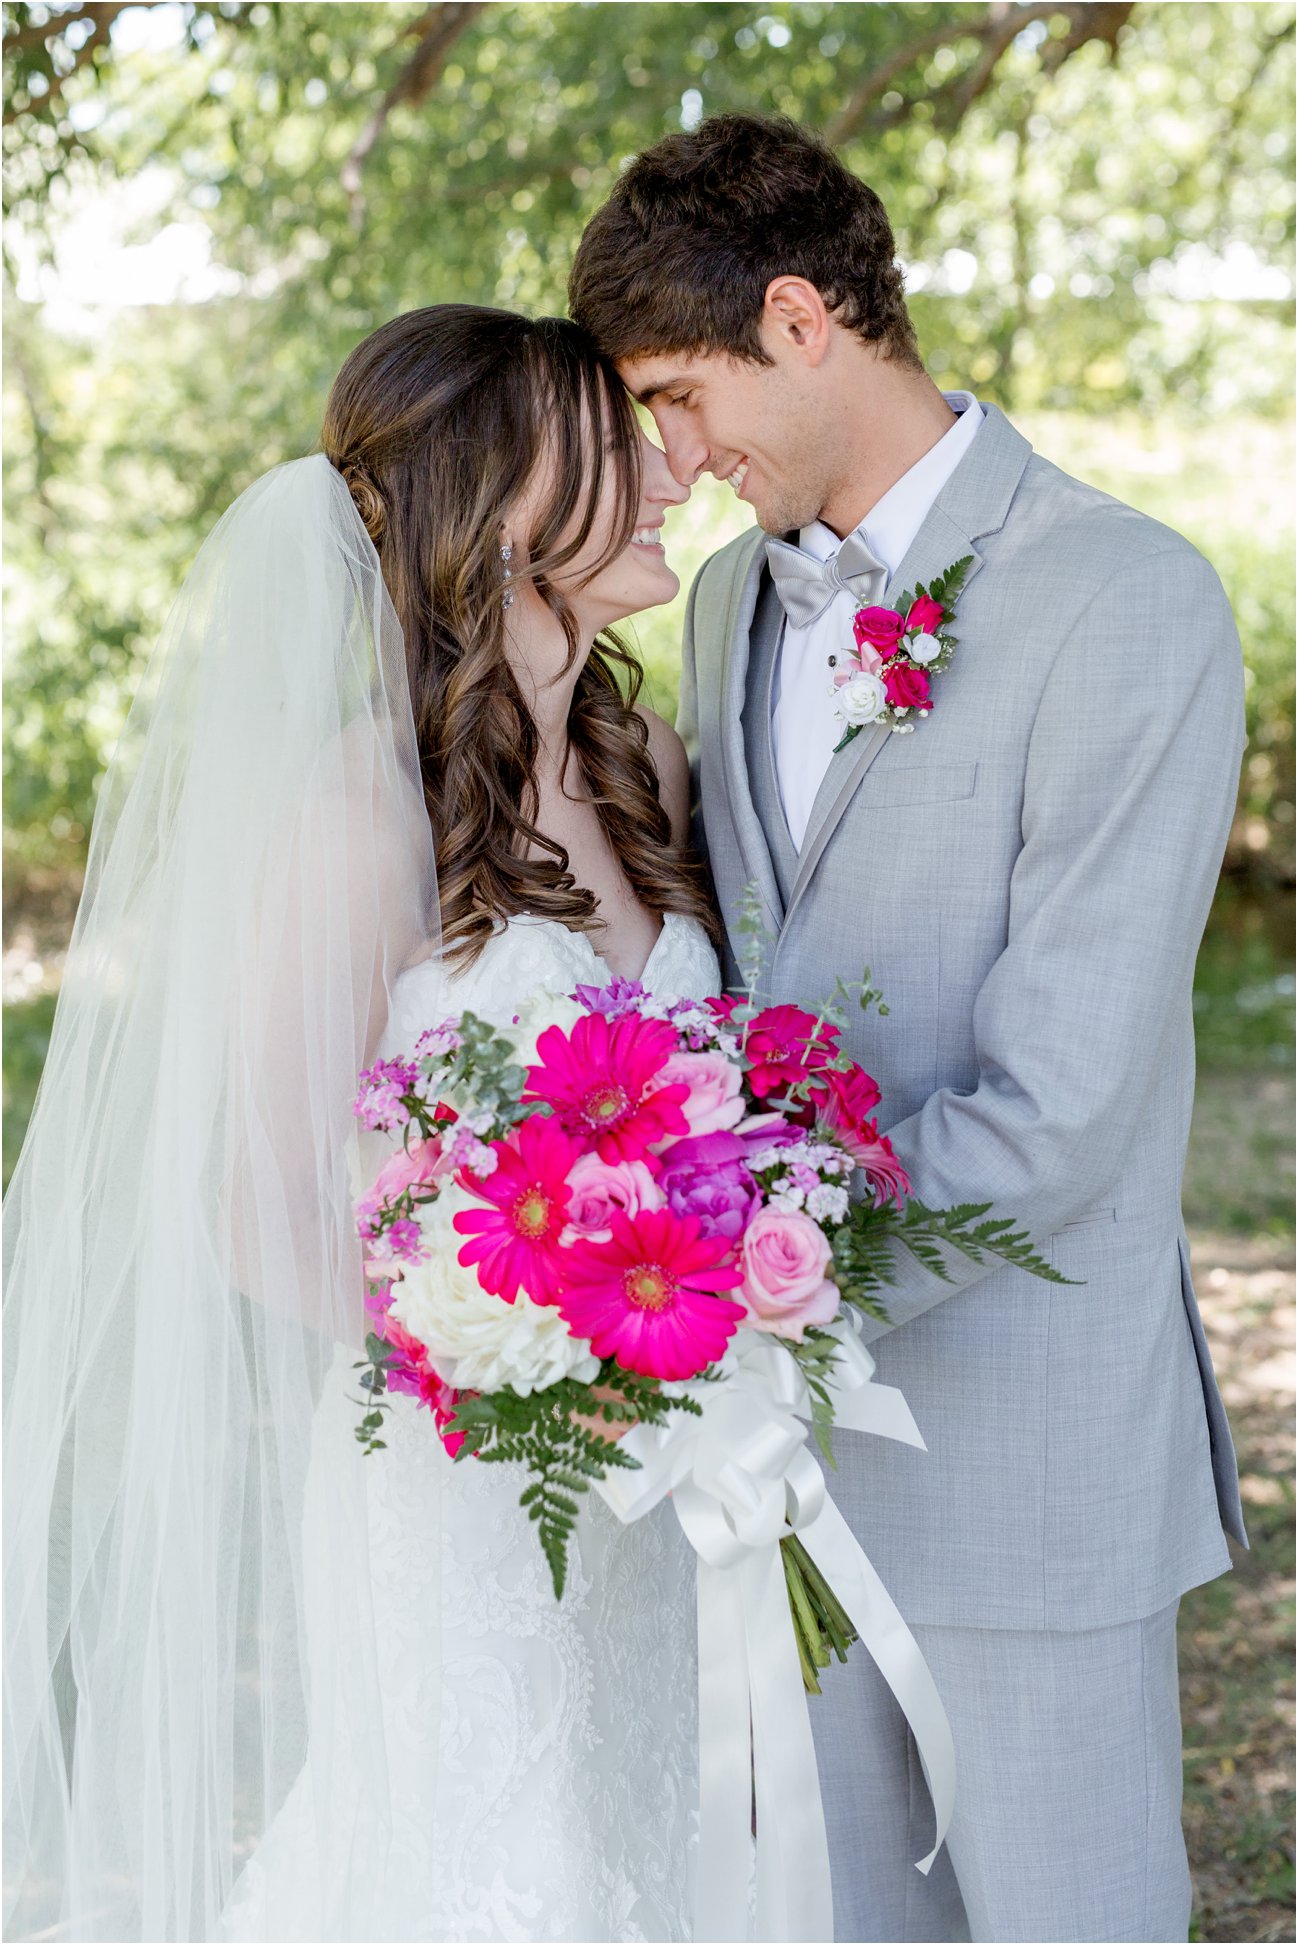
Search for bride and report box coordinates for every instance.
[4,306,725,1942]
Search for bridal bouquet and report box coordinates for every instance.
[351,918,1059,1693]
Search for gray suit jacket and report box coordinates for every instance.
[679,402,1246,1630]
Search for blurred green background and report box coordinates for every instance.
[3,4,1293,1938]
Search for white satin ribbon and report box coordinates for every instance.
[595,1316,956,1943]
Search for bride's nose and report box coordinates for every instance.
[640,433,691,508]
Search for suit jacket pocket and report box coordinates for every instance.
[852,759,978,811]
[1062,1205,1118,1230]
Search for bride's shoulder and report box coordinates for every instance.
[634,703,689,846]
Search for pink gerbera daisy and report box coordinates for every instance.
[556,1206,744,1381]
[453,1114,580,1304]
[524,1011,689,1164]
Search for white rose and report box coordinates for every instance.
[907,631,942,665]
[508,990,585,1072]
[836,669,888,726]
[393,1182,600,1394]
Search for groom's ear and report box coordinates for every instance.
[762,277,833,367]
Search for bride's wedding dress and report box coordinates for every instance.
[219,910,721,1945]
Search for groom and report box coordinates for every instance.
[571,114,1247,1943]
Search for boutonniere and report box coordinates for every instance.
[830,555,973,751]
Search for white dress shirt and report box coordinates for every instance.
[770,391,985,850]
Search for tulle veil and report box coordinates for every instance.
[3,455,442,1939]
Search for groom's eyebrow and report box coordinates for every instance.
[631,374,684,406]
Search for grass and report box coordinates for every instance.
[1180,889,1294,1943]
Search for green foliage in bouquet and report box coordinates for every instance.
[421,1012,534,1136]
[353,1333,401,1455]
[353,1335,711,1597]
[829,1197,1070,1323]
[445,1361,707,1599]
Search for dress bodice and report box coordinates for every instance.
[380,909,722,1057]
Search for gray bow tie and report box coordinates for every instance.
[764,529,888,631]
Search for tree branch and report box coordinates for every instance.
[829,0,1136,146]
[342,0,487,219]
[3,1,130,124]
[827,18,978,147]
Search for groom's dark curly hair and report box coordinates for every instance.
[569,113,922,371]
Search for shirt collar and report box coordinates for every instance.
[799,391,984,577]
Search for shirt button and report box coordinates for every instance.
[828,654,837,667]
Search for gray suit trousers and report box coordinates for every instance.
[809,1600,1189,1943]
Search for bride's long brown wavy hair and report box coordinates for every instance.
[322,305,717,968]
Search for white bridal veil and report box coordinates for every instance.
[3,457,441,1939]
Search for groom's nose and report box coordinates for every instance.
[657,422,710,488]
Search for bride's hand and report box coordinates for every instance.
[571,1381,636,1444]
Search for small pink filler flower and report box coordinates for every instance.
[453,1114,580,1304]
[557,1207,744,1381]
[524,1011,689,1164]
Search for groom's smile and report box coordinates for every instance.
[616,321,858,539]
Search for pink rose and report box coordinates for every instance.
[371,1134,445,1206]
[561,1153,664,1244]
[853,606,905,657]
[882,660,931,711]
[834,640,883,683]
[651,1050,746,1137]
[363,1255,402,1283]
[906,594,944,634]
[739,1207,841,1342]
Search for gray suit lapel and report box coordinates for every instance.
[717,529,784,933]
[741,576,799,909]
[784,405,1033,926]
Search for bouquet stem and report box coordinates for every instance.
[780,1531,858,1695]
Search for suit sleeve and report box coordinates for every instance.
[857,542,1247,1341]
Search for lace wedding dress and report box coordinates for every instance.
[219,910,721,1944]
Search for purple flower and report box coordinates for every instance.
[737,1114,800,1169]
[658,1130,760,1245]
[573,976,649,1018]
[353,1059,419,1131]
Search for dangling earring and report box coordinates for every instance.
[500,541,514,610]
